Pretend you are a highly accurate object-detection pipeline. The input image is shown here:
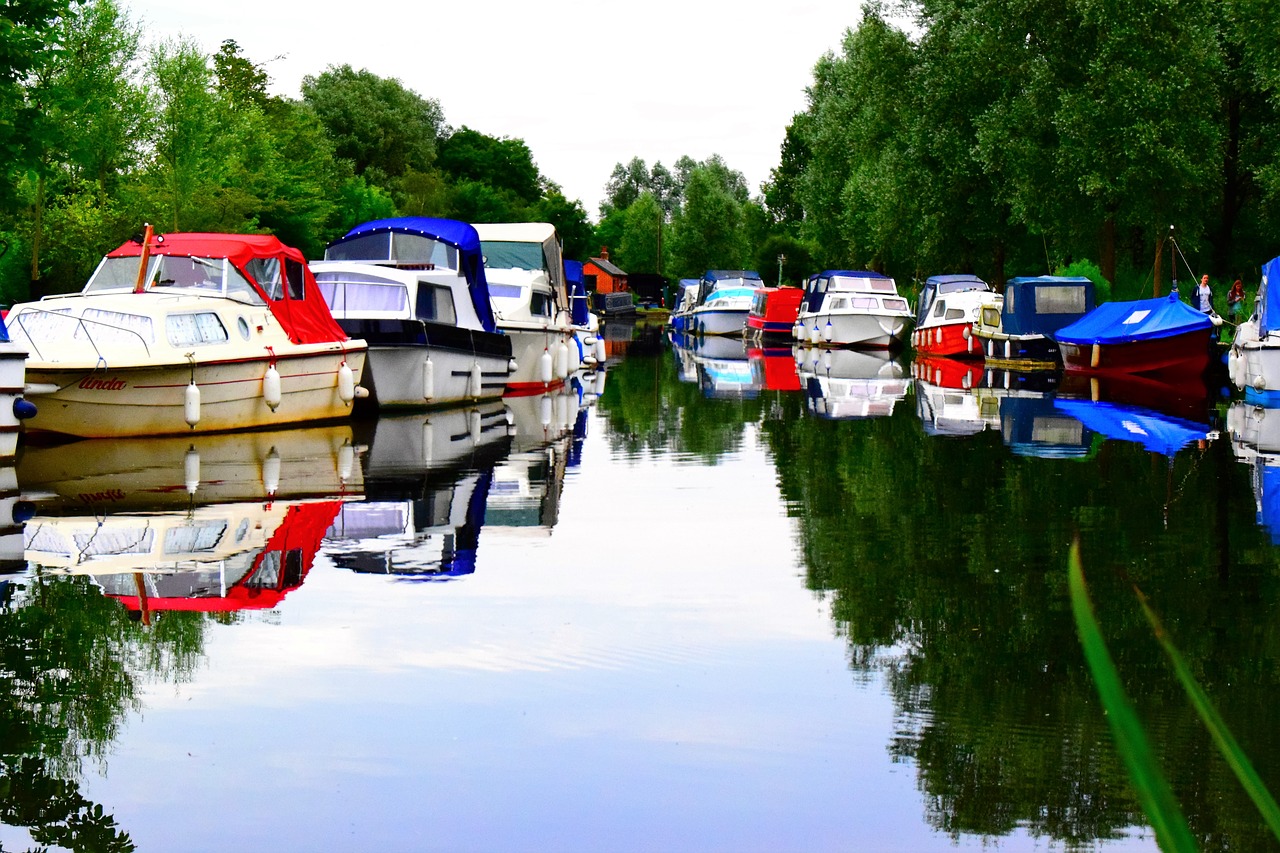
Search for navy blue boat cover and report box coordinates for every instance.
[564,259,589,326]
[331,217,497,333]
[1001,275,1096,337]
[1259,256,1280,336]
[1259,465,1280,544]
[1054,291,1210,346]
[1052,399,1210,456]
[704,270,763,285]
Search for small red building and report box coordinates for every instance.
[584,248,629,294]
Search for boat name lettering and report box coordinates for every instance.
[78,376,127,391]
[78,489,126,504]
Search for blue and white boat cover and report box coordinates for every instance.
[1052,398,1210,456]
[1256,465,1280,544]
[1001,276,1096,337]
[1259,256,1280,336]
[327,217,497,333]
[1054,291,1210,346]
[564,259,589,326]
[802,270,892,313]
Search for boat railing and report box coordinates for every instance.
[12,306,151,362]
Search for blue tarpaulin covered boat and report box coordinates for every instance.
[1052,398,1211,456]
[1053,291,1214,377]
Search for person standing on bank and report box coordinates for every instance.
[1228,278,1245,321]
[1197,274,1213,313]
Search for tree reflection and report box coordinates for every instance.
[764,402,1280,850]
[0,573,208,850]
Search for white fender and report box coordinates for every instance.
[567,339,582,373]
[554,341,570,379]
[423,357,435,400]
[469,362,483,397]
[338,362,356,404]
[422,421,434,465]
[338,442,354,484]
[184,381,201,427]
[595,336,606,364]
[538,349,553,384]
[810,325,821,345]
[262,448,281,497]
[593,370,606,396]
[470,408,482,442]
[823,321,834,343]
[539,393,553,427]
[184,447,200,495]
[263,365,282,411]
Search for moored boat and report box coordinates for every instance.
[475,222,578,395]
[911,274,1000,358]
[796,348,910,419]
[1230,255,1280,403]
[972,275,1096,368]
[8,228,367,438]
[312,217,514,409]
[689,270,763,336]
[746,286,803,342]
[1054,291,1215,379]
[668,279,701,333]
[0,310,31,460]
[794,270,912,348]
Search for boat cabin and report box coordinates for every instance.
[999,275,1096,337]
[916,274,992,327]
[801,271,908,316]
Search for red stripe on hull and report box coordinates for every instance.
[504,379,567,397]
[913,323,983,359]
[1059,329,1212,379]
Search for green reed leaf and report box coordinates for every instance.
[1135,589,1280,840]
[1068,540,1198,853]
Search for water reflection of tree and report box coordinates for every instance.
[0,573,208,851]
[764,406,1280,851]
[597,349,769,461]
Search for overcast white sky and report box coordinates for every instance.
[122,0,862,219]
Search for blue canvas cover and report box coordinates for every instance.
[1052,398,1210,456]
[1258,465,1280,544]
[329,217,497,333]
[564,259,589,326]
[704,270,763,286]
[1260,256,1280,337]
[1054,291,1210,346]
[917,274,988,325]
[1000,396,1093,459]
[1002,276,1096,337]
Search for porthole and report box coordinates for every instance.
[237,316,250,340]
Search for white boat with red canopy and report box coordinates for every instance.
[7,227,366,438]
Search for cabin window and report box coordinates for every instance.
[314,271,409,313]
[885,298,909,312]
[944,308,965,321]
[1006,288,1016,312]
[75,526,154,556]
[166,312,228,346]
[225,265,264,305]
[851,297,878,310]
[9,307,73,342]
[84,256,153,291]
[76,308,155,344]
[530,291,553,318]
[933,300,947,318]
[865,279,896,293]
[1032,416,1083,445]
[982,307,1001,326]
[416,283,457,325]
[830,298,848,310]
[246,258,283,299]
[481,241,545,272]
[1037,285,1087,314]
[584,273,598,291]
[325,232,392,262]
[163,521,227,554]
[285,259,306,300]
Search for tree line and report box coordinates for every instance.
[0,0,596,301]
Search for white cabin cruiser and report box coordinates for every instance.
[475,222,578,396]
[795,269,912,348]
[313,218,514,409]
[689,270,763,336]
[7,228,366,438]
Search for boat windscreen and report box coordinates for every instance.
[313,271,410,313]
[482,241,545,272]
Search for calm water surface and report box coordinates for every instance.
[2,320,1278,852]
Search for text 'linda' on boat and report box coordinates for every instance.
[312,217,514,409]
[911,274,1000,358]
[971,275,1096,368]
[1053,290,1216,379]
[475,222,579,396]
[794,270,913,349]
[7,227,367,438]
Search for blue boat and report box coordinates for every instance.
[1054,291,1215,378]
[1052,397,1211,456]
[971,275,1096,366]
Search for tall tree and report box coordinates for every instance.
[667,165,748,278]
[615,191,663,274]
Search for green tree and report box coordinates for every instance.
[667,165,748,278]
[615,191,663,274]
[532,184,593,260]
[437,126,541,207]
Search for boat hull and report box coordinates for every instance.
[22,345,366,438]
[0,342,27,460]
[360,343,509,409]
[503,326,575,396]
[973,331,1061,369]
[690,307,748,337]
[912,321,983,358]
[797,311,909,349]
[1059,329,1213,379]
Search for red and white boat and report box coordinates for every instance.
[911,274,1001,358]
[746,286,803,342]
[1055,291,1216,379]
[7,228,366,438]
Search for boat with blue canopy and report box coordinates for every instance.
[689,270,763,336]
[794,270,912,348]
[1054,291,1215,378]
[564,258,606,368]
[668,279,701,333]
[911,274,1000,358]
[972,275,1096,367]
[313,217,513,408]
[1229,255,1280,403]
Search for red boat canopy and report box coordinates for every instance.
[106,232,350,345]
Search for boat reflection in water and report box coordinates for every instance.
[669,333,760,399]
[746,345,801,393]
[913,355,999,436]
[19,425,364,619]
[325,402,512,580]
[1227,402,1280,542]
[795,346,910,419]
[485,388,579,534]
[0,464,25,573]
